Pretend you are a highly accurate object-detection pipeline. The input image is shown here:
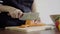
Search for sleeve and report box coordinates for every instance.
[9,0,32,13]
[2,0,34,13]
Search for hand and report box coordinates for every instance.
[8,9,23,18]
[32,20,41,24]
[0,5,23,18]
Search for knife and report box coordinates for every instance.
[19,12,40,20]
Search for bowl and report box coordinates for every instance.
[50,14,60,30]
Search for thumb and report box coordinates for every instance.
[18,12,24,18]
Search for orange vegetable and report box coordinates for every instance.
[18,20,46,28]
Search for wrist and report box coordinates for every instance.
[0,5,16,12]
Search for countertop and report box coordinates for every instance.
[0,29,60,34]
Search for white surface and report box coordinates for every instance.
[5,26,54,32]
[34,0,60,25]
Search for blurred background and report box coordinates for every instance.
[34,0,60,25]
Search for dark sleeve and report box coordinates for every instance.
[2,0,34,13]
[10,0,32,13]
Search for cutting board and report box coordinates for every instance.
[5,26,54,32]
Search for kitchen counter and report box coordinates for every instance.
[0,29,60,34]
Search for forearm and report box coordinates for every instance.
[0,5,17,12]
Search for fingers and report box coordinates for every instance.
[18,13,24,18]
[33,20,40,24]
[9,12,16,18]
[8,9,23,18]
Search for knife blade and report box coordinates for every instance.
[19,12,40,20]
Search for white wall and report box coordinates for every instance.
[35,0,60,24]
